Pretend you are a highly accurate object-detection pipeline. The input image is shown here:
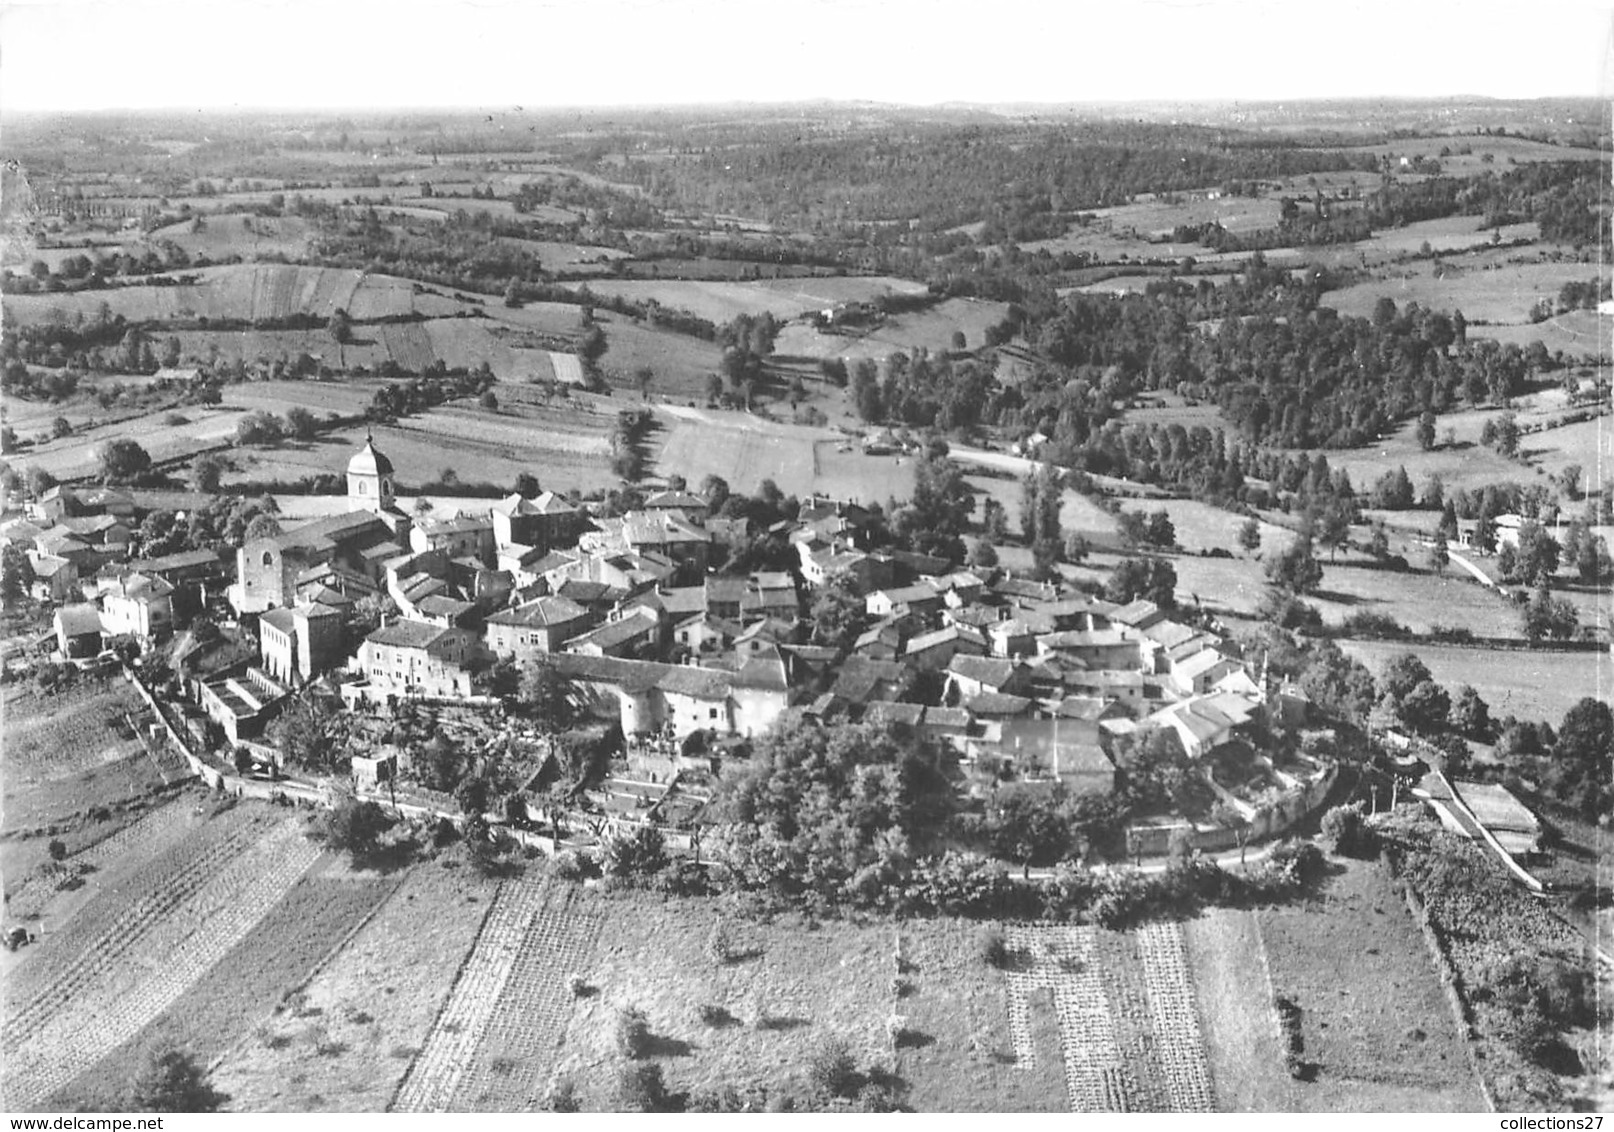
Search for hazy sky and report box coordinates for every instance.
[2,0,1610,113]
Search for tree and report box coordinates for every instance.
[1379,652,1435,706]
[478,390,499,412]
[1416,410,1437,451]
[328,308,352,346]
[1105,556,1178,610]
[1265,537,1323,595]
[520,658,580,734]
[1145,509,1176,549]
[1557,463,1583,500]
[1450,685,1491,739]
[1399,680,1452,736]
[1427,535,1449,576]
[503,279,523,309]
[634,366,654,400]
[1576,534,1612,582]
[1,545,36,603]
[235,411,284,447]
[189,452,227,494]
[1523,582,1578,642]
[1237,518,1261,555]
[314,794,394,865]
[699,474,730,514]
[809,571,867,651]
[985,784,1077,876]
[1547,697,1612,820]
[132,1049,229,1113]
[97,438,152,485]
[1511,522,1561,585]
[513,471,540,498]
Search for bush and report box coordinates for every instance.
[615,1062,671,1112]
[47,838,67,862]
[697,1003,734,1027]
[1320,803,1375,858]
[977,926,1008,968]
[1266,840,1327,888]
[615,1006,652,1059]
[806,1036,859,1098]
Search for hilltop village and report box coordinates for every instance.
[13,431,1324,859]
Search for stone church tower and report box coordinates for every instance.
[347,434,395,513]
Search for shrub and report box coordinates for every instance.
[615,1006,651,1059]
[697,1003,734,1027]
[568,974,593,998]
[47,838,67,862]
[542,1079,580,1113]
[1266,840,1326,888]
[1320,803,1375,858]
[806,1036,859,1099]
[615,1062,670,1112]
[977,926,1008,969]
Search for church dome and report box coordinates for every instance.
[348,438,394,477]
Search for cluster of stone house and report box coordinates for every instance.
[1,485,231,661]
[13,437,1297,794]
[205,438,1295,791]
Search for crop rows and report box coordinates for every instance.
[392,880,548,1113]
[451,883,604,1111]
[1136,921,1214,1113]
[3,810,278,1036]
[4,819,318,1107]
[1003,924,1129,1111]
[1092,929,1171,1112]
[4,803,195,923]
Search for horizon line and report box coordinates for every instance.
[3,93,1607,119]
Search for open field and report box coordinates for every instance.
[561,275,928,325]
[1,678,168,833]
[222,402,616,493]
[213,859,498,1112]
[1166,544,1527,636]
[1338,639,1606,724]
[1349,217,1539,258]
[223,378,383,417]
[51,854,401,1111]
[1330,134,1607,174]
[147,214,314,260]
[772,297,1009,362]
[19,405,248,480]
[1322,259,1602,327]
[653,404,915,501]
[1256,859,1488,1111]
[1468,309,1604,356]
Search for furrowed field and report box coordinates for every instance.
[2,776,1499,1114]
